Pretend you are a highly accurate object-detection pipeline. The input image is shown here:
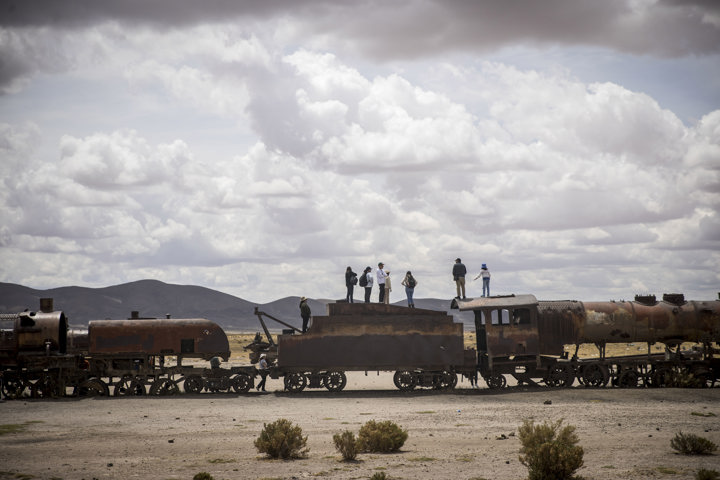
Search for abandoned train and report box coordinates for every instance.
[1,293,719,398]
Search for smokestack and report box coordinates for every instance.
[40,298,54,313]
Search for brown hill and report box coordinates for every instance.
[0,280,473,331]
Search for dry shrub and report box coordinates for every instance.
[333,429,358,461]
[671,432,718,455]
[370,472,388,480]
[254,418,308,459]
[193,473,214,480]
[518,418,584,480]
[697,469,720,480]
[357,420,408,453]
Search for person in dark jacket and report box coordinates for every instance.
[300,296,312,333]
[361,266,373,303]
[452,258,467,299]
[345,266,357,303]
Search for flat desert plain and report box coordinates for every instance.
[1,374,719,480]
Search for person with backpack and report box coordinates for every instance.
[360,266,372,303]
[401,271,417,308]
[345,266,358,303]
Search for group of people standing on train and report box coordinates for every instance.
[344,263,418,307]
[344,259,491,308]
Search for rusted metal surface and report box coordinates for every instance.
[276,303,465,370]
[579,298,720,345]
[14,311,68,353]
[457,295,543,362]
[458,294,720,359]
[88,318,230,360]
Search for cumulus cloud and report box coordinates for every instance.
[0,2,718,303]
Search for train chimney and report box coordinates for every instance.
[166,313,171,319]
[40,298,54,313]
[130,311,139,319]
[662,293,685,305]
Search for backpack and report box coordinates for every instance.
[351,274,358,285]
[359,273,368,287]
[407,275,416,288]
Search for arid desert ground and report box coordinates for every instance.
[1,375,719,480]
[2,335,719,480]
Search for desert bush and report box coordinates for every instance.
[518,418,584,480]
[696,468,720,480]
[671,432,718,455]
[357,420,408,453]
[667,369,703,388]
[370,472,387,480]
[333,429,359,461]
[254,418,308,459]
[193,473,214,480]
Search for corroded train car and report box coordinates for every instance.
[263,303,470,391]
[0,299,254,398]
[454,293,720,388]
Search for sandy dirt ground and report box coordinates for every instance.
[1,373,719,480]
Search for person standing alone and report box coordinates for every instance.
[401,271,417,308]
[453,258,467,299]
[376,262,388,303]
[299,296,311,333]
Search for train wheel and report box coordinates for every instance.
[323,371,347,392]
[649,367,671,387]
[580,364,609,387]
[618,369,639,388]
[545,364,574,388]
[114,375,146,396]
[231,374,252,393]
[183,375,204,394]
[438,371,458,390]
[284,372,307,392]
[393,370,417,391]
[75,378,110,397]
[484,374,506,389]
[1,374,25,399]
[149,378,179,396]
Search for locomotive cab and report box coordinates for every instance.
[458,295,541,370]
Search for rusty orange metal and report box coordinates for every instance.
[276,303,465,370]
[88,318,230,360]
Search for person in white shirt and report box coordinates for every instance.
[376,262,388,303]
[474,263,491,297]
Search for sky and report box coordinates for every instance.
[1,0,719,304]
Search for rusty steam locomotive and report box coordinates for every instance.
[1,292,719,398]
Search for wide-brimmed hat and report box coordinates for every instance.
[300,296,307,301]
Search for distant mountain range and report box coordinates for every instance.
[0,280,474,331]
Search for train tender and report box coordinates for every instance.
[0,299,256,398]
[453,293,720,388]
[247,303,473,392]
